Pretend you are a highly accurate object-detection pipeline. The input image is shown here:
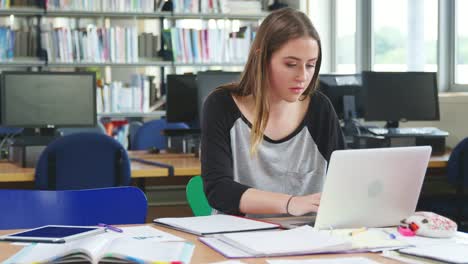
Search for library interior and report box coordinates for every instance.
[0,0,468,263]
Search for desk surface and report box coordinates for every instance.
[0,151,201,183]
[0,224,402,263]
[0,150,449,183]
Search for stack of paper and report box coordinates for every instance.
[200,226,414,258]
[200,225,352,258]
[321,228,410,251]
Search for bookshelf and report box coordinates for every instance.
[0,57,44,67]
[0,7,43,16]
[98,111,166,119]
[0,1,267,146]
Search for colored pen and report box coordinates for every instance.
[382,229,397,239]
[98,223,123,233]
[349,227,367,236]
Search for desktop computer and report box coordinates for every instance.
[356,71,448,154]
[164,71,240,153]
[318,74,364,144]
[352,134,447,155]
[1,71,96,167]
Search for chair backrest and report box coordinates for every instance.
[128,121,143,150]
[57,125,106,136]
[186,176,212,216]
[132,119,189,150]
[35,132,131,190]
[448,137,468,187]
[0,187,147,229]
[0,126,23,136]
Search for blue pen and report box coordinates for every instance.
[382,229,396,239]
[98,223,123,233]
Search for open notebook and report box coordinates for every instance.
[153,214,280,235]
[200,226,411,258]
[5,226,193,264]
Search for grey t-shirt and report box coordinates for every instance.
[201,88,345,215]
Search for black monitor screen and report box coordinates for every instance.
[318,74,363,119]
[196,71,240,124]
[363,71,439,122]
[1,71,96,127]
[166,74,198,123]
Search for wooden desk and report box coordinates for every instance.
[0,151,201,183]
[0,225,402,263]
[0,150,448,184]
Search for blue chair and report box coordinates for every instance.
[57,124,106,136]
[132,119,189,150]
[128,121,143,150]
[447,137,468,227]
[0,187,147,229]
[419,137,468,231]
[35,132,131,190]
[0,126,23,136]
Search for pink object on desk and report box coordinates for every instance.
[398,225,416,236]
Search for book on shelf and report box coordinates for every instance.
[163,25,256,64]
[220,0,263,14]
[97,74,151,114]
[137,32,159,58]
[168,0,263,14]
[40,23,139,63]
[6,226,194,264]
[45,0,155,12]
[1,0,43,9]
[153,214,281,236]
[0,24,37,61]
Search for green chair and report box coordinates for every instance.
[186,176,212,216]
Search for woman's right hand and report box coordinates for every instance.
[287,193,322,216]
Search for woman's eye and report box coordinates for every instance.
[306,64,316,68]
[286,64,296,68]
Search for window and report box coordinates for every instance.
[372,0,438,72]
[336,0,356,73]
[455,0,468,84]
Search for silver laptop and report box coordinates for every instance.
[313,146,432,229]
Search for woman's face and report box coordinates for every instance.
[268,37,319,103]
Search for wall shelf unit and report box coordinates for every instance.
[0,4,267,123]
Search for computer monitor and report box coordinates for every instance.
[166,74,198,123]
[196,71,241,125]
[0,71,96,135]
[363,71,439,128]
[318,74,363,120]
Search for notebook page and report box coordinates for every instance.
[267,257,381,264]
[155,215,279,234]
[399,244,468,264]
[217,225,351,256]
[117,226,184,242]
[5,226,185,264]
[101,239,194,263]
[320,228,410,250]
[3,233,113,264]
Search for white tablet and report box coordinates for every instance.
[0,225,106,243]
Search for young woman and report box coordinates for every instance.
[200,8,345,217]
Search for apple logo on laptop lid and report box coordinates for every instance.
[368,179,384,198]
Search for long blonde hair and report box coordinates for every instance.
[225,8,322,155]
